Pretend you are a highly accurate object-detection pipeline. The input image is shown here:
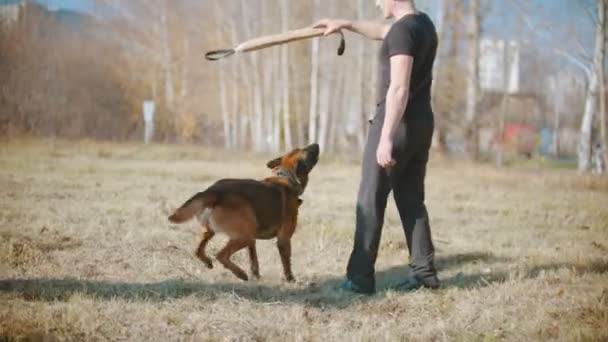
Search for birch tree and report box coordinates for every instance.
[308,0,321,145]
[578,0,606,172]
[464,0,481,160]
[431,0,449,154]
[280,0,293,151]
[595,0,608,172]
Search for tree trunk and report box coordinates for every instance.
[293,74,305,146]
[339,65,353,152]
[213,4,230,148]
[579,73,598,172]
[578,0,605,172]
[350,0,366,152]
[238,55,255,148]
[464,0,480,160]
[599,0,607,173]
[496,40,511,167]
[240,0,264,151]
[160,0,174,114]
[180,37,189,99]
[218,60,231,149]
[280,0,293,151]
[552,85,561,157]
[274,48,282,152]
[262,52,274,150]
[230,53,239,148]
[431,0,449,154]
[308,0,320,144]
[229,26,240,148]
[318,59,331,152]
[329,63,346,153]
[317,0,337,153]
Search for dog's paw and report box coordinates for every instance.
[286,275,296,283]
[196,255,213,269]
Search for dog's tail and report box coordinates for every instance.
[168,191,216,224]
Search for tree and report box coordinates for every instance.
[280,0,293,151]
[464,0,481,160]
[431,0,450,154]
[598,0,608,173]
[578,0,606,172]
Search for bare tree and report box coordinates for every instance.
[230,28,240,148]
[578,0,606,172]
[308,0,321,145]
[496,41,512,167]
[465,0,481,159]
[280,0,293,151]
[431,0,450,154]
[599,0,608,172]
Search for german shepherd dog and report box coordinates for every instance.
[168,143,319,282]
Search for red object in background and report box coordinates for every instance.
[501,124,537,157]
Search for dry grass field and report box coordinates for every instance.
[1,139,607,341]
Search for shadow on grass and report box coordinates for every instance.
[1,253,606,308]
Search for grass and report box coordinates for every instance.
[1,138,607,341]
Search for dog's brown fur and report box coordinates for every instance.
[168,144,319,282]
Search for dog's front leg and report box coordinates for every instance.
[277,238,294,282]
[248,241,260,279]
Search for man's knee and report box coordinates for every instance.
[396,194,425,216]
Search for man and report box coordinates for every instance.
[314,0,439,294]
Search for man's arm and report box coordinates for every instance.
[376,55,414,168]
[313,19,390,41]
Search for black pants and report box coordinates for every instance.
[346,105,436,292]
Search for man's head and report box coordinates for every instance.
[375,0,415,20]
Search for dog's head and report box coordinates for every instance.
[266,143,320,193]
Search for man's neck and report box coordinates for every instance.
[393,2,417,21]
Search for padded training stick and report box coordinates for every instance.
[205,27,346,61]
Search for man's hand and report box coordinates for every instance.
[313,19,350,36]
[376,137,396,168]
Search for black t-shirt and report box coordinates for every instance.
[377,11,437,114]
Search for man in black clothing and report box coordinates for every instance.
[314,0,440,294]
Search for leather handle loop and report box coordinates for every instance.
[204,49,235,61]
[337,31,346,56]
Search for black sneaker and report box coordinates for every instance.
[393,276,441,291]
[337,279,375,295]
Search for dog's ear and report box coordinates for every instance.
[266,157,282,169]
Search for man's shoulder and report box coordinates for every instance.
[386,19,413,40]
[389,12,432,35]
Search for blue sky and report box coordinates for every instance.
[36,0,597,56]
[34,0,94,13]
[483,0,595,46]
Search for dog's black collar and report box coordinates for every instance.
[274,168,303,195]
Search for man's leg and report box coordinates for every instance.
[345,117,391,293]
[391,116,439,289]
[392,159,438,286]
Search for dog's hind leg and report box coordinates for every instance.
[216,239,251,281]
[248,241,260,279]
[196,228,215,269]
